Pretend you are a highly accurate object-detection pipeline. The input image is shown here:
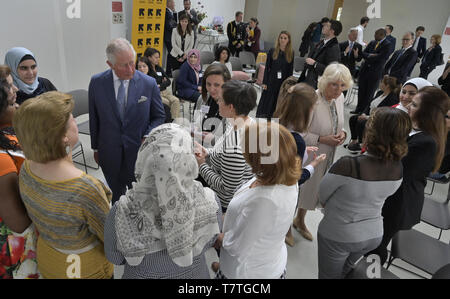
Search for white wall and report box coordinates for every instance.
[244,0,333,53]
[339,0,450,84]
[174,0,246,27]
[0,0,128,92]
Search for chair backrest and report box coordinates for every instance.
[259,39,265,52]
[294,56,305,73]
[200,51,215,65]
[264,41,275,52]
[255,63,265,85]
[172,69,180,96]
[239,51,256,66]
[68,89,89,118]
[229,57,243,71]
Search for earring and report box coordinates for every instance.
[65,144,71,155]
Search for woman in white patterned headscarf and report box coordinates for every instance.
[104,123,220,279]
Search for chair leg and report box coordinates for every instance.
[80,144,88,174]
[424,181,435,196]
[386,254,395,270]
[73,143,88,173]
[189,102,195,123]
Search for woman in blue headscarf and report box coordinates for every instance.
[4,47,57,105]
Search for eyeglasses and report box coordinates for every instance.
[402,39,411,41]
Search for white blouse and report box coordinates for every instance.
[212,61,233,76]
[396,103,408,113]
[370,94,387,110]
[220,177,298,279]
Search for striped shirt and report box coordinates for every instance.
[19,161,112,251]
[199,119,254,209]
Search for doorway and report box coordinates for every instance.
[332,0,344,21]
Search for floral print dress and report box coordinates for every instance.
[0,218,40,279]
[0,132,40,279]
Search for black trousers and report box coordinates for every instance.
[438,155,450,173]
[229,44,243,57]
[366,221,399,266]
[349,115,367,143]
[419,65,434,80]
[356,72,380,113]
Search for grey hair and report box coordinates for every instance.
[407,31,415,40]
[318,63,353,94]
[349,27,358,34]
[106,38,136,65]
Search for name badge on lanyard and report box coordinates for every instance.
[277,71,282,79]
[157,72,163,76]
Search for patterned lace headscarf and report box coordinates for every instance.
[115,123,219,267]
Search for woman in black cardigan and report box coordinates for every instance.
[369,86,450,265]
[347,75,399,153]
[142,48,180,120]
[256,31,294,119]
[419,34,443,79]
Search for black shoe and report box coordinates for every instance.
[347,143,362,154]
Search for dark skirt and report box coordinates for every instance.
[256,82,283,118]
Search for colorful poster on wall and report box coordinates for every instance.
[131,0,166,58]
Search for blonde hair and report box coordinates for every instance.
[13,91,74,163]
[431,34,442,45]
[243,122,301,186]
[273,31,294,63]
[318,63,353,94]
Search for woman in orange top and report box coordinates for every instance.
[0,65,39,279]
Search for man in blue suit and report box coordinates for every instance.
[89,38,165,203]
[385,25,396,57]
[413,26,427,59]
[352,28,391,114]
[383,32,418,84]
[408,26,427,77]
[164,0,178,76]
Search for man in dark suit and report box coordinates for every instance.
[164,0,177,76]
[178,0,199,45]
[383,32,418,84]
[385,25,396,57]
[89,38,165,203]
[339,28,363,77]
[353,28,392,114]
[298,20,342,89]
[413,26,427,59]
[408,26,427,77]
[227,11,246,57]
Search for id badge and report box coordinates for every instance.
[156,72,163,76]
[201,105,210,114]
[199,73,203,78]
[277,72,282,79]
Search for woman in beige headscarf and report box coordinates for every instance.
[104,123,221,278]
[293,63,353,241]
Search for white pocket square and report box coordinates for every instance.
[138,96,148,103]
